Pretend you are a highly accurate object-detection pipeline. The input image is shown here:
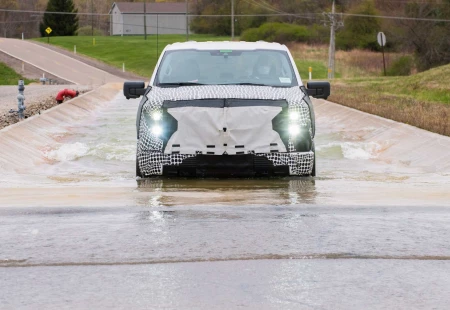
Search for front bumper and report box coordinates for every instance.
[138,151,314,177]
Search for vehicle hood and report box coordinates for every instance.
[143,85,308,112]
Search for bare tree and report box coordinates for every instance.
[399,1,450,70]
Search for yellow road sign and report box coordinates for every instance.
[45,27,52,34]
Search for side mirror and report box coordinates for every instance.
[124,81,146,99]
[306,81,330,100]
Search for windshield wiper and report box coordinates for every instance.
[158,82,205,87]
[222,83,289,88]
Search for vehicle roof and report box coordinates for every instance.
[165,41,289,51]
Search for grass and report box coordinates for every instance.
[289,43,403,79]
[289,43,450,136]
[330,64,450,136]
[34,35,229,77]
[0,62,34,85]
[296,60,330,81]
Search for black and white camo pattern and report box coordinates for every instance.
[137,85,314,176]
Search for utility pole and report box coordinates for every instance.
[327,0,336,79]
[231,0,235,40]
[91,0,94,36]
[186,0,189,40]
[144,0,147,40]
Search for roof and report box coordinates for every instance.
[165,41,288,52]
[111,2,186,14]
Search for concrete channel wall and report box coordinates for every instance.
[0,83,122,172]
[1,85,449,175]
[314,100,450,173]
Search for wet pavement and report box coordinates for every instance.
[3,260,450,309]
[1,92,450,309]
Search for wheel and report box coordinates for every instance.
[311,141,316,177]
[136,156,143,178]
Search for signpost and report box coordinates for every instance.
[377,32,387,76]
[45,27,52,44]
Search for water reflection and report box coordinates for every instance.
[135,178,317,206]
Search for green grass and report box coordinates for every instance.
[335,63,450,105]
[0,62,34,85]
[330,63,450,136]
[33,35,229,77]
[296,59,341,81]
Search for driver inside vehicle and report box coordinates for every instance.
[252,55,277,80]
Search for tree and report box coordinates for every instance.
[40,0,79,36]
[0,0,18,38]
[336,0,381,50]
[190,0,269,36]
[400,0,450,71]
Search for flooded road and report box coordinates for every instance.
[1,88,450,308]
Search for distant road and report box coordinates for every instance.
[0,38,123,85]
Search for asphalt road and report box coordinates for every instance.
[0,38,123,85]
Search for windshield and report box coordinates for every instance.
[155,49,299,88]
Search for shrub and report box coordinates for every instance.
[241,22,311,44]
[240,28,261,42]
[77,26,104,36]
[308,24,330,45]
[336,0,381,51]
[386,56,414,76]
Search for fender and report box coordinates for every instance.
[136,87,152,139]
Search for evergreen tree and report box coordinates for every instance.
[40,0,79,37]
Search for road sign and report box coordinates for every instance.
[377,32,386,47]
[45,27,52,35]
[377,32,387,76]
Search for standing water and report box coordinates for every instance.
[0,91,449,207]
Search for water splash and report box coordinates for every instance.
[45,142,90,161]
[317,141,382,160]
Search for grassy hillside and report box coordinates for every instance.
[0,62,34,85]
[330,64,450,136]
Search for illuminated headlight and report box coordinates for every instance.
[289,125,300,137]
[289,111,300,121]
[151,125,162,137]
[151,111,162,121]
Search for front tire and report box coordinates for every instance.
[311,141,316,177]
[136,156,143,178]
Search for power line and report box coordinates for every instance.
[0,20,41,24]
[339,12,450,22]
[243,0,287,15]
[1,8,450,23]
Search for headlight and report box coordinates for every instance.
[151,111,162,121]
[289,111,299,121]
[289,125,300,137]
[151,125,162,137]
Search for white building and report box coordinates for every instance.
[109,2,188,36]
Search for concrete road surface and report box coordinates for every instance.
[1,87,450,309]
[2,205,450,309]
[0,38,123,85]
